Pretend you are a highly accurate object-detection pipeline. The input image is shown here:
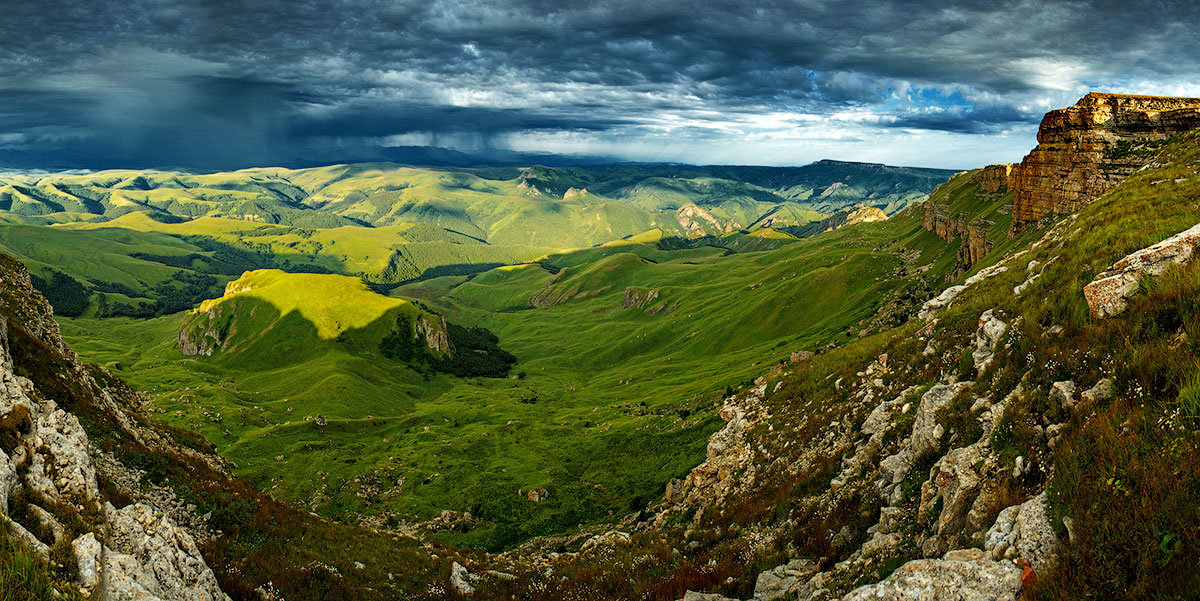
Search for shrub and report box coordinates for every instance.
[29,270,88,317]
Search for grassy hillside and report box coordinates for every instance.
[57,184,993,551]
[2,158,954,553]
[0,160,951,240]
[523,128,1200,601]
[1,160,952,320]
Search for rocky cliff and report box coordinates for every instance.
[1010,92,1200,231]
[0,254,231,600]
[974,163,1014,194]
[921,180,995,278]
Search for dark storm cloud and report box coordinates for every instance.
[2,0,1199,168]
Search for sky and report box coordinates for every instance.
[2,0,1200,170]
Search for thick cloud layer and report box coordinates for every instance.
[2,0,1198,169]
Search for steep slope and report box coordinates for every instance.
[0,254,494,600]
[489,108,1200,601]
[919,167,1017,278]
[0,252,231,600]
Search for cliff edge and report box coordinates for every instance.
[1010,92,1200,232]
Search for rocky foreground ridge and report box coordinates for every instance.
[0,255,230,600]
[637,102,1200,601]
[491,103,1200,601]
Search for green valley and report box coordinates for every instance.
[6,158,970,550]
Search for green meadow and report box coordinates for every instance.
[0,159,966,548]
[55,200,972,549]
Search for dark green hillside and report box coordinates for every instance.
[55,185,999,551]
[0,159,952,321]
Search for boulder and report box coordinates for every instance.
[1050,381,1077,410]
[72,532,102,590]
[911,383,971,458]
[1084,222,1200,317]
[581,530,631,554]
[450,561,476,595]
[842,548,1022,601]
[918,442,1000,551]
[879,382,970,502]
[7,520,49,557]
[862,390,914,443]
[918,286,964,321]
[880,445,915,487]
[971,310,1008,372]
[0,448,15,513]
[665,477,689,503]
[680,592,738,601]
[984,492,1059,570]
[101,502,231,601]
[1081,378,1115,404]
[753,558,818,601]
[25,400,100,511]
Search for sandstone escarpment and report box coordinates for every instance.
[1010,92,1200,232]
[974,163,1015,194]
[922,198,993,278]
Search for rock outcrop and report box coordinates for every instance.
[917,263,1008,321]
[753,559,819,601]
[450,561,477,594]
[1010,93,1200,232]
[922,192,994,277]
[678,202,735,235]
[983,492,1059,570]
[622,287,661,309]
[879,382,971,491]
[841,548,1022,601]
[971,310,1008,372]
[673,389,764,511]
[416,313,452,354]
[93,502,229,601]
[0,255,231,600]
[974,163,1015,194]
[802,205,889,237]
[917,441,1003,552]
[1084,222,1200,317]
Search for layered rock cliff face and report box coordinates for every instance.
[0,254,230,600]
[1010,92,1200,231]
[975,164,1014,194]
[922,193,994,279]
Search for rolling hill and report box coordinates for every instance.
[54,183,1002,550]
[0,160,952,320]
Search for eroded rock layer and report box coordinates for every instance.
[974,163,1015,194]
[1010,92,1200,231]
